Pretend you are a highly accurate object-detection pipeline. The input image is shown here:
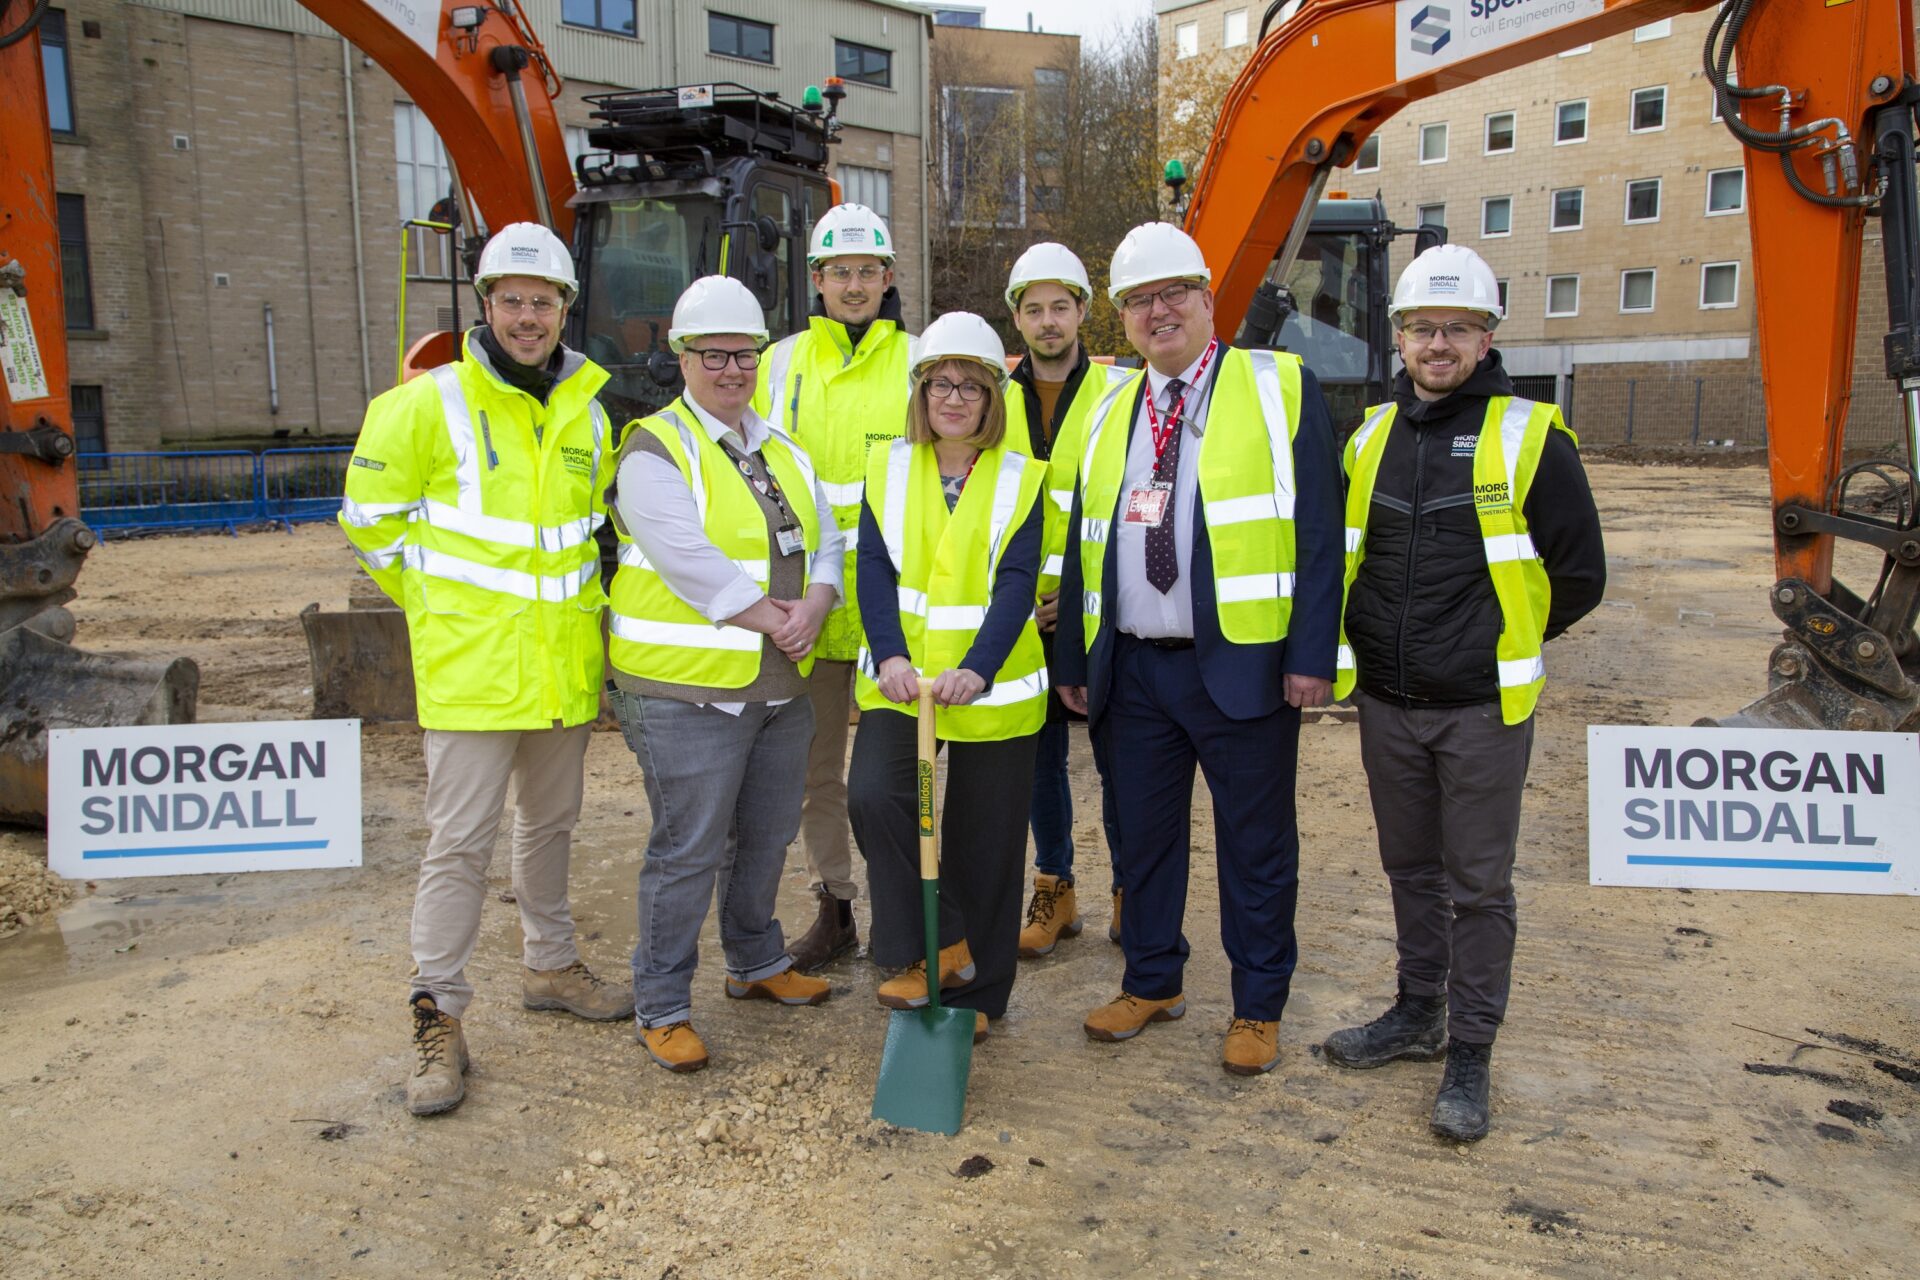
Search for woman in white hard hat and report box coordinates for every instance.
[846,312,1052,1043]
[604,275,845,1073]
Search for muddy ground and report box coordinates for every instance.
[2,461,1916,1279]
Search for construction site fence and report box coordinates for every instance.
[77,448,353,535]
[1563,373,1912,452]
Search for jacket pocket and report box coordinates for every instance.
[412,578,531,706]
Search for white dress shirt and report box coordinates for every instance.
[1113,341,1219,639]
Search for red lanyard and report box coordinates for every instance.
[1146,338,1218,464]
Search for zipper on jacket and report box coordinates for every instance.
[1393,423,1426,706]
[478,409,500,470]
[789,374,803,434]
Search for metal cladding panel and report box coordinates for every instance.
[127,0,337,38]
[530,2,670,89]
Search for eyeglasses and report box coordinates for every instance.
[491,293,562,317]
[925,377,987,403]
[684,346,762,371]
[1120,281,1197,315]
[1399,321,1488,345]
[819,263,886,284]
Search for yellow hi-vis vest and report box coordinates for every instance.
[339,333,610,731]
[1005,361,1133,599]
[606,400,823,689]
[854,439,1050,741]
[752,313,914,662]
[1333,396,1574,725]
[1074,347,1306,650]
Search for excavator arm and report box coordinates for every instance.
[1190,0,1920,730]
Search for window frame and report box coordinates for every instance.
[1623,176,1662,225]
[1496,279,1511,313]
[1619,267,1657,313]
[1634,18,1672,41]
[1353,134,1380,173]
[1174,20,1198,59]
[1419,121,1449,165]
[69,383,106,457]
[1700,261,1740,309]
[834,38,893,88]
[1630,84,1668,134]
[708,11,775,64]
[1554,99,1588,146]
[1416,202,1447,230]
[837,162,893,220]
[560,0,636,38]
[1484,110,1516,156]
[43,9,76,136]
[942,84,1025,229]
[1550,186,1584,232]
[56,192,93,331]
[1705,166,1746,216]
[1480,195,1512,238]
[1545,274,1581,318]
[1223,7,1249,48]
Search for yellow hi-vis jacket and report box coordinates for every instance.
[1333,396,1573,724]
[752,312,913,662]
[605,399,823,688]
[1005,360,1133,599]
[1074,348,1307,650]
[855,439,1050,741]
[339,333,611,731]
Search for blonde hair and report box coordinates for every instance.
[906,359,1006,449]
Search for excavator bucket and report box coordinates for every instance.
[300,574,417,723]
[0,625,200,825]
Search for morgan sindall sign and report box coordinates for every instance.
[1395,0,1604,80]
[1588,726,1920,895]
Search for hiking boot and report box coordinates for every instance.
[725,966,832,1006]
[875,940,977,1009]
[1222,1018,1281,1076]
[1431,1039,1493,1142]
[1083,991,1185,1042]
[522,961,635,1021]
[637,1021,710,1073]
[1322,988,1447,1069]
[1017,874,1083,958]
[973,1011,989,1044]
[407,993,469,1116]
[1108,886,1124,944]
[789,887,858,972]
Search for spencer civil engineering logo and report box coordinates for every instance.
[1409,4,1451,55]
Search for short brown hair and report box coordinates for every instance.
[906,359,1006,449]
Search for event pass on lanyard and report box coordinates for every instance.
[1124,339,1217,529]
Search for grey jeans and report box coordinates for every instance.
[613,689,813,1027]
[1354,692,1535,1044]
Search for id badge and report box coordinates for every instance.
[775,524,805,557]
[1123,482,1172,528]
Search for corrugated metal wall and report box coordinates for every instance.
[127,0,336,39]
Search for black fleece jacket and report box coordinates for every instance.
[1343,351,1607,708]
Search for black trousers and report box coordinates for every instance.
[848,708,1039,1019]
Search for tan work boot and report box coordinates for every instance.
[1017,875,1083,958]
[637,1021,709,1073]
[1223,1018,1281,1076]
[973,1011,989,1044]
[788,887,859,972]
[875,940,977,1009]
[725,966,832,1006]
[1108,886,1124,944]
[522,961,634,1021]
[1083,991,1186,1042]
[407,994,469,1116]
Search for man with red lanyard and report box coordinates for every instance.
[1055,223,1343,1076]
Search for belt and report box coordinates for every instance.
[1121,632,1195,651]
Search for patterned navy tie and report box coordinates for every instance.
[1145,377,1185,594]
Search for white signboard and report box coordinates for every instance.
[678,85,715,109]
[0,291,50,403]
[47,720,363,879]
[1588,726,1920,895]
[1394,0,1604,80]
[371,0,439,56]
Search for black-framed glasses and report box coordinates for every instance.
[1120,281,1197,315]
[684,346,763,371]
[925,377,987,403]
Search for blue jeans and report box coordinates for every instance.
[613,690,813,1027]
[1028,718,1121,890]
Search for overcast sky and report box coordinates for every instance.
[978,0,1156,45]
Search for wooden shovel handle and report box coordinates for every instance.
[916,677,937,880]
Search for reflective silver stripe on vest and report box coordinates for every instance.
[430,366,484,510]
[653,408,708,525]
[969,665,1050,706]
[1082,518,1111,544]
[1344,525,1365,554]
[1204,494,1283,527]
[1082,590,1101,616]
[1336,643,1355,672]
[763,335,802,432]
[610,613,763,652]
[982,451,1030,571]
[820,479,865,507]
[765,422,820,523]
[928,605,988,630]
[1216,572,1295,604]
[841,521,860,549]
[415,499,601,552]
[1080,373,1138,494]
[1496,398,1534,497]
[1498,655,1546,688]
[1048,487,1073,515]
[1349,403,1395,463]
[403,544,597,603]
[1042,553,1065,576]
[880,438,914,574]
[897,586,928,617]
[340,497,420,526]
[354,534,407,571]
[617,542,769,582]
[1483,533,1538,564]
[1247,350,1297,522]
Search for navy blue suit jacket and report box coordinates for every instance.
[1052,359,1344,725]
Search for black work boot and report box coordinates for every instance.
[1430,1039,1493,1142]
[788,886,857,972]
[1322,988,1447,1069]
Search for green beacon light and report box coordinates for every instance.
[1163,158,1188,185]
[803,85,824,112]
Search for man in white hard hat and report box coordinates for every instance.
[342,221,632,1118]
[1323,243,1604,1142]
[1054,222,1344,1076]
[1000,243,1125,962]
[752,203,915,972]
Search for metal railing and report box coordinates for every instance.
[78,448,353,535]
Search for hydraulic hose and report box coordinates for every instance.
[0,0,51,50]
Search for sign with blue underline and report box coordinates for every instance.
[47,720,362,879]
[1588,726,1920,895]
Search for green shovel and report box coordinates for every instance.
[871,678,975,1135]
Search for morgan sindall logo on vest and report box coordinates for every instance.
[1395,0,1602,79]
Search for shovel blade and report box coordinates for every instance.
[871,1005,975,1135]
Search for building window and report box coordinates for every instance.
[1631,86,1667,132]
[836,39,892,87]
[1419,122,1448,164]
[1175,21,1198,58]
[560,0,634,37]
[1416,203,1446,229]
[1634,19,1672,40]
[56,194,93,330]
[1484,111,1515,155]
[1559,44,1591,57]
[395,102,456,278]
[1353,135,1379,172]
[1481,196,1511,237]
[1620,268,1657,313]
[1224,7,1249,47]
[1550,187,1584,231]
[1546,274,1580,317]
[1700,261,1740,309]
[1555,99,1587,144]
[708,12,773,63]
[1706,166,1746,214]
[70,384,106,455]
[1625,177,1661,223]
[1496,279,1510,312]
[1034,184,1064,215]
[943,86,1024,227]
[42,9,75,135]
[838,163,892,219]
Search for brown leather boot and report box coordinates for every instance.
[1223,1018,1281,1075]
[788,887,858,972]
[1083,990,1185,1042]
[522,961,634,1021]
[1017,874,1083,958]
[407,994,469,1116]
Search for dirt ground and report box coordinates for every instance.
[2,460,1917,1279]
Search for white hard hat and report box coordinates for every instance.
[808,202,895,264]
[474,222,577,299]
[1108,222,1211,304]
[668,276,769,352]
[911,312,1009,388]
[1005,242,1093,310]
[1390,244,1504,328]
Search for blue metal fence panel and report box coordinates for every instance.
[78,447,354,535]
[261,447,352,525]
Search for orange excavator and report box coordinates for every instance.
[1192,0,1920,732]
